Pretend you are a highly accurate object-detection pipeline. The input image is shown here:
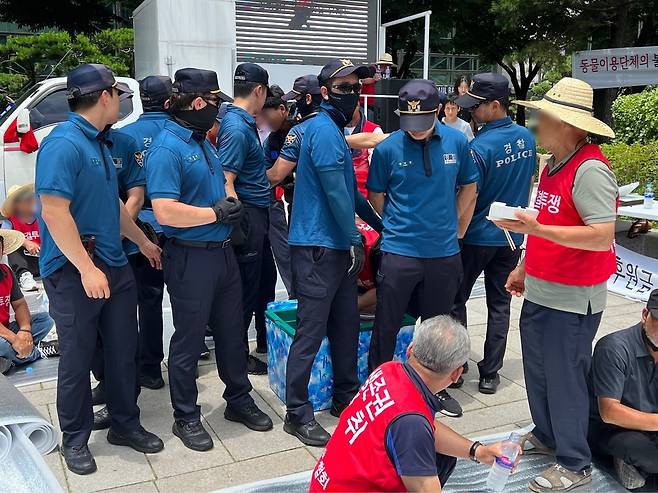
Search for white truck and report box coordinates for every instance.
[0,77,142,201]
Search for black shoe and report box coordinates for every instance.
[255,345,267,354]
[329,401,348,419]
[479,374,500,395]
[0,356,12,375]
[225,401,273,432]
[172,420,214,451]
[140,374,165,390]
[61,444,97,475]
[247,354,267,375]
[93,406,111,430]
[283,416,330,447]
[448,375,464,389]
[200,343,211,360]
[463,361,469,374]
[435,389,463,418]
[91,383,105,406]
[107,426,164,454]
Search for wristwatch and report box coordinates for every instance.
[469,441,483,463]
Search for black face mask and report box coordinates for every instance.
[174,104,219,134]
[327,92,359,124]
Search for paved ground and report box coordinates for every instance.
[18,293,644,493]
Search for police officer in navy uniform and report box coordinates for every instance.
[366,80,479,419]
[452,73,536,395]
[121,76,173,390]
[146,68,273,452]
[36,63,164,475]
[283,59,382,447]
[217,63,273,375]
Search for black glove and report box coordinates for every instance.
[347,242,366,278]
[213,197,243,224]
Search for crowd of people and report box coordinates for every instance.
[0,52,654,493]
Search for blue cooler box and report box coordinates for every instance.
[265,299,415,411]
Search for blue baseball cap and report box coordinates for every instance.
[173,68,221,95]
[66,63,132,100]
[139,75,172,106]
[455,73,510,109]
[234,63,274,96]
[283,75,321,101]
[318,59,372,85]
[397,79,440,132]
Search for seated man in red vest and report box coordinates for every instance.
[493,78,618,492]
[1,183,41,291]
[0,229,58,374]
[310,315,516,492]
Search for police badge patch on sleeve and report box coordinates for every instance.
[285,133,297,145]
[134,151,144,167]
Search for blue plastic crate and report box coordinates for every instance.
[265,300,415,411]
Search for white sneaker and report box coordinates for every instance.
[19,271,38,292]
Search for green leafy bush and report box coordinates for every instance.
[611,88,658,145]
[601,141,658,192]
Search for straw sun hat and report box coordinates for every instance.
[0,229,25,256]
[374,53,397,67]
[1,183,35,218]
[514,77,615,138]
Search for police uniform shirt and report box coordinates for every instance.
[217,105,270,208]
[279,116,314,164]
[588,323,658,423]
[463,116,536,247]
[36,113,127,278]
[120,111,170,234]
[145,119,231,242]
[366,123,478,258]
[105,128,146,256]
[288,111,356,250]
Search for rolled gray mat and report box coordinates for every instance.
[0,374,62,492]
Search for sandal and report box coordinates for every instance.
[519,431,555,456]
[529,464,592,492]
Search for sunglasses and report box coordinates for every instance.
[470,100,493,111]
[331,82,361,95]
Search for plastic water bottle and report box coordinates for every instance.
[644,182,654,209]
[486,432,522,492]
[384,66,391,79]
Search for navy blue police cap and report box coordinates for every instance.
[172,68,221,95]
[283,75,321,101]
[318,59,372,85]
[397,79,440,132]
[455,73,510,109]
[234,63,274,96]
[139,75,172,105]
[66,63,132,100]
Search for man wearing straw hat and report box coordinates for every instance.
[0,229,58,375]
[493,77,618,492]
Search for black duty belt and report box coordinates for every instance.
[170,238,231,249]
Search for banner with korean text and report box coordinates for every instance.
[572,46,658,89]
[608,244,658,301]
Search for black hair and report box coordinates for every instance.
[453,75,471,94]
[168,92,199,112]
[233,81,260,99]
[263,95,286,110]
[68,87,112,112]
[445,93,460,106]
[497,97,510,111]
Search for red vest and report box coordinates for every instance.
[309,362,435,493]
[9,216,40,245]
[0,265,14,327]
[525,144,617,286]
[356,221,379,291]
[353,120,381,199]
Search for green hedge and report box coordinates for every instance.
[612,88,658,145]
[601,141,658,192]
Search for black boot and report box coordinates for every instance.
[107,426,164,454]
[225,401,273,432]
[139,374,165,390]
[91,382,105,406]
[61,444,97,475]
[478,373,500,395]
[93,406,111,430]
[247,354,267,375]
[172,420,214,452]
[283,416,330,447]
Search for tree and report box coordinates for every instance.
[0,0,142,34]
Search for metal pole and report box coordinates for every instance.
[381,10,431,28]
[423,12,431,79]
